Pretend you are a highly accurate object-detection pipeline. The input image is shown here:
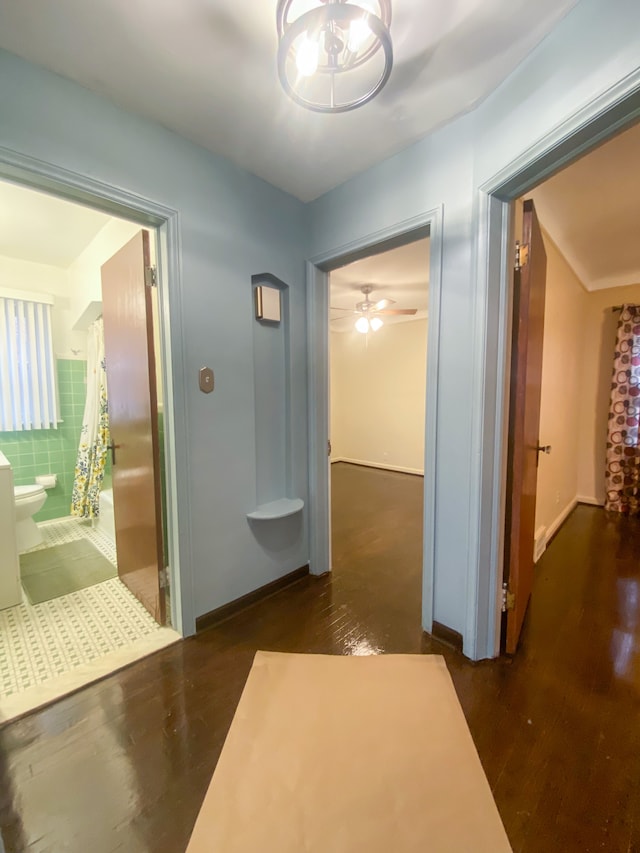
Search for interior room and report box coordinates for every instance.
[329,239,429,642]
[0,0,639,851]
[0,181,178,722]
[500,119,640,655]
[517,121,640,558]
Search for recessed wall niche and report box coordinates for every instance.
[248,273,303,521]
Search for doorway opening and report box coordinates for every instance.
[328,238,430,644]
[500,119,640,653]
[0,179,179,719]
[307,210,442,637]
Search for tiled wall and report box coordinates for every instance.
[0,359,86,521]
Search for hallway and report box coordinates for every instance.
[1,503,639,852]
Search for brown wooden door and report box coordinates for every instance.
[101,230,165,624]
[504,199,547,654]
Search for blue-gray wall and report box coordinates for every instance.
[1,0,638,653]
[309,0,640,656]
[0,47,310,633]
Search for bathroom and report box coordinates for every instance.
[0,180,176,720]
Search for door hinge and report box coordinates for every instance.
[514,241,529,271]
[501,581,515,612]
[145,265,158,287]
[159,567,169,589]
[328,439,332,457]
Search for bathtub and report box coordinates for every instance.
[97,487,115,545]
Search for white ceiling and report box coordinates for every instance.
[330,237,429,331]
[0,181,111,267]
[0,0,577,202]
[529,121,640,292]
[331,120,640,333]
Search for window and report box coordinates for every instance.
[0,292,59,431]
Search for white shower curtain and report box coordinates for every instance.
[70,318,110,518]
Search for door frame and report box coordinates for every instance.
[0,144,194,636]
[307,207,443,633]
[471,68,640,659]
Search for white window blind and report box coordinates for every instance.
[0,295,59,431]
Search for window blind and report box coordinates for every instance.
[0,296,59,431]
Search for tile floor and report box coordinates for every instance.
[0,518,163,699]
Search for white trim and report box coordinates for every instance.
[576,495,603,507]
[0,287,54,305]
[0,145,194,638]
[307,207,442,634]
[472,68,640,660]
[331,457,424,476]
[535,498,580,562]
[546,498,578,543]
[482,67,640,201]
[533,526,547,563]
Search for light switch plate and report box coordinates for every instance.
[199,366,214,393]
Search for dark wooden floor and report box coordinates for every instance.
[2,465,640,852]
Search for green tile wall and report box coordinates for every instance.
[0,359,87,521]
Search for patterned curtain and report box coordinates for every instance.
[70,319,110,518]
[605,304,640,515]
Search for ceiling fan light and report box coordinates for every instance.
[370,316,383,331]
[355,316,370,333]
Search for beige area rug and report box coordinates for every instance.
[186,652,512,853]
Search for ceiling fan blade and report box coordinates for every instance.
[373,298,395,311]
[376,308,418,315]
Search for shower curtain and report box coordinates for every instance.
[605,304,640,515]
[70,318,110,518]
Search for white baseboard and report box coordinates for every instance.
[547,498,578,543]
[535,497,579,562]
[331,457,424,476]
[576,495,604,506]
[534,526,547,563]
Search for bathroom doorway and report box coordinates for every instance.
[0,178,178,720]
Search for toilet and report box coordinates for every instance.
[14,484,48,553]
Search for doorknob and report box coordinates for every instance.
[107,443,120,465]
[535,444,551,468]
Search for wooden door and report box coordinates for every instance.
[101,230,165,624]
[504,199,547,654]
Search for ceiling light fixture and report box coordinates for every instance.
[276,0,393,114]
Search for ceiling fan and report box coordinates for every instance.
[331,285,418,333]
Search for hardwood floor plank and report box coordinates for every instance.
[1,467,639,852]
